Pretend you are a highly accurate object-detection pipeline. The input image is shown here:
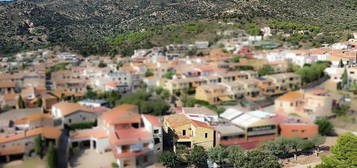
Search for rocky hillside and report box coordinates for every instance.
[1,0,357,55]
[0,0,239,54]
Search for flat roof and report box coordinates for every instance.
[220,108,244,121]
[215,124,244,136]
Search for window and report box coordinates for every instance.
[68,119,72,124]
[154,138,160,145]
[124,160,130,167]
[143,155,149,163]
[154,129,159,134]
[122,145,130,152]
[182,130,186,136]
[205,133,208,138]
[301,130,305,133]
[144,143,149,148]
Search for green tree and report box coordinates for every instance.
[158,152,180,168]
[316,133,357,168]
[34,135,42,157]
[98,61,107,68]
[47,142,56,168]
[85,91,98,99]
[244,150,282,168]
[310,135,326,149]
[188,145,208,168]
[227,146,245,167]
[145,71,154,77]
[332,104,350,116]
[111,162,119,168]
[247,23,261,36]
[17,95,26,109]
[315,118,334,136]
[36,98,43,108]
[260,137,292,157]
[258,65,275,76]
[175,144,189,160]
[231,56,240,63]
[207,146,228,166]
[162,71,175,79]
[341,68,348,88]
[338,59,344,68]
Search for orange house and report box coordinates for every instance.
[280,123,318,139]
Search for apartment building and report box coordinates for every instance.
[69,104,162,168]
[264,73,301,94]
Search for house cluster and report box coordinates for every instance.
[2,29,355,167]
[163,102,320,151]
[0,108,61,162]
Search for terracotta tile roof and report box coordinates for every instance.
[142,115,162,127]
[2,93,17,100]
[109,128,152,146]
[70,128,107,140]
[106,81,119,87]
[308,89,328,95]
[115,128,151,139]
[0,81,16,88]
[0,127,61,144]
[0,146,26,156]
[276,91,303,101]
[191,120,212,129]
[26,113,52,121]
[101,104,140,124]
[52,102,90,116]
[164,114,192,128]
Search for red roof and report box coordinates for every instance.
[106,81,119,87]
[70,128,107,140]
[142,115,162,127]
[101,104,140,124]
[191,120,212,129]
[115,128,151,139]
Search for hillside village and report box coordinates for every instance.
[0,26,357,168]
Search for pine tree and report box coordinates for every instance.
[341,68,348,89]
[338,59,344,68]
[17,95,26,109]
[47,142,56,168]
[34,135,42,157]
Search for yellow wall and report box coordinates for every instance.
[191,125,214,149]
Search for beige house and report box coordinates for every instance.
[195,84,231,104]
[51,102,98,126]
[275,89,333,120]
[163,114,215,150]
[264,73,301,94]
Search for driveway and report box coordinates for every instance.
[69,149,115,168]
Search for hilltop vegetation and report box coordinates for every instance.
[1,0,357,55]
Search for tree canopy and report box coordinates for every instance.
[208,146,229,166]
[188,146,208,168]
[316,133,357,168]
[258,65,275,76]
[158,152,180,168]
[315,118,334,136]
